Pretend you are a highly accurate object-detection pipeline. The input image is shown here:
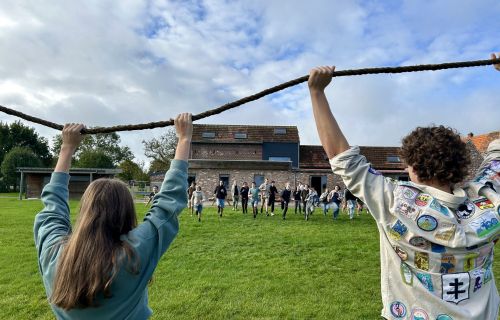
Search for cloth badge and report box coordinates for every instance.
[396,200,420,220]
[442,272,470,304]
[456,199,475,220]
[368,167,382,175]
[415,193,432,207]
[430,199,451,216]
[400,262,413,286]
[415,252,429,271]
[431,242,446,253]
[417,214,438,231]
[440,254,456,274]
[468,210,500,238]
[400,186,419,200]
[416,272,434,292]
[392,220,408,237]
[393,245,408,261]
[463,253,478,272]
[409,236,430,249]
[410,308,429,320]
[473,198,495,210]
[390,301,407,318]
[471,269,484,292]
[436,315,454,320]
[434,223,456,242]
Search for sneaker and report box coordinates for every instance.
[198,218,201,222]
[271,212,275,216]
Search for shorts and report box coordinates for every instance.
[217,198,225,208]
[195,204,203,213]
[251,199,259,207]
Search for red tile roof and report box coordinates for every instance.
[467,131,500,154]
[299,145,406,170]
[192,124,299,143]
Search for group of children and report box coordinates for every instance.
[181,178,366,222]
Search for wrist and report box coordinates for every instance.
[177,137,192,144]
[309,88,326,95]
[60,145,77,154]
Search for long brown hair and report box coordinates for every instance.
[51,178,139,310]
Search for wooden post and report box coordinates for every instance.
[19,171,24,200]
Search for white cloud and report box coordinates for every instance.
[0,0,499,167]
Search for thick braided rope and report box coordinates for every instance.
[1,57,499,134]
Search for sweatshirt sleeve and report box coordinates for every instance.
[125,160,188,271]
[33,172,72,273]
[329,146,397,224]
[472,139,500,191]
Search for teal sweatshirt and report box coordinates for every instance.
[34,160,188,320]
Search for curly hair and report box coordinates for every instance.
[400,125,471,184]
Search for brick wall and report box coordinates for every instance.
[192,143,262,160]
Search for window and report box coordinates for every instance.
[202,132,215,138]
[274,128,287,135]
[234,133,247,139]
[387,155,401,163]
[188,175,196,186]
[254,174,264,186]
[219,174,230,188]
[269,156,291,162]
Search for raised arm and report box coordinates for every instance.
[34,123,85,273]
[308,66,349,158]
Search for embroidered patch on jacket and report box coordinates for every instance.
[431,242,446,253]
[396,200,420,219]
[400,186,419,200]
[471,269,484,292]
[436,315,454,320]
[456,200,475,220]
[430,199,451,216]
[368,167,382,175]
[416,272,434,292]
[434,223,456,242]
[415,252,429,271]
[463,253,478,272]
[440,254,456,274]
[400,262,413,286]
[390,301,407,318]
[468,210,500,238]
[391,220,408,237]
[410,308,429,320]
[415,193,432,207]
[473,198,495,210]
[417,215,438,231]
[442,273,470,304]
[409,236,430,249]
[393,245,408,261]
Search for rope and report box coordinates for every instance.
[1,57,499,134]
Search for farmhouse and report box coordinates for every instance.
[150,124,410,193]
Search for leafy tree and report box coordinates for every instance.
[1,147,42,190]
[75,150,114,168]
[148,159,170,174]
[0,121,52,166]
[52,132,133,166]
[117,159,149,182]
[143,128,178,172]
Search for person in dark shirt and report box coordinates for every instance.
[187,182,196,215]
[240,182,249,214]
[328,185,342,219]
[268,181,279,216]
[300,185,309,214]
[344,188,357,220]
[214,181,227,217]
[293,186,302,214]
[145,185,159,207]
[280,182,292,220]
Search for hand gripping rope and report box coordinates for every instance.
[1,57,499,134]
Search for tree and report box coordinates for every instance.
[117,159,149,182]
[142,128,178,172]
[52,132,133,166]
[75,150,114,168]
[0,121,52,166]
[1,147,42,190]
[148,159,170,174]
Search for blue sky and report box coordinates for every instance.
[0,0,499,165]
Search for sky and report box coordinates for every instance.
[0,0,499,166]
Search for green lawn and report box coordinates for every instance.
[0,197,499,319]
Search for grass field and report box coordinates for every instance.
[1,197,499,319]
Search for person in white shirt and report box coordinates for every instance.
[308,54,500,320]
